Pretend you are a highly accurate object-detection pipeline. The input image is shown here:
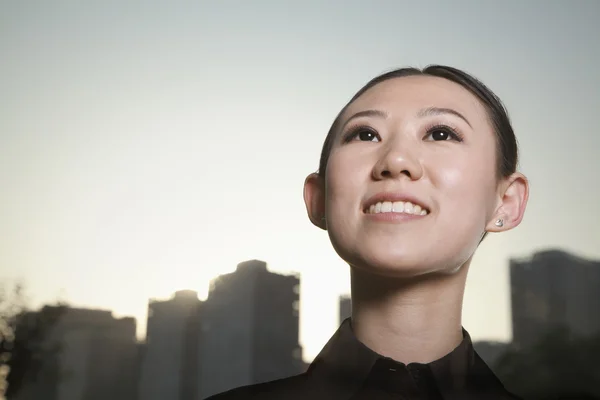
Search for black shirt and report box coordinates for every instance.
[207,318,521,400]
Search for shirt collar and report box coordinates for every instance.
[306,318,513,400]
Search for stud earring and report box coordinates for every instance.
[495,219,504,227]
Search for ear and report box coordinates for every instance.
[303,173,327,230]
[487,172,529,232]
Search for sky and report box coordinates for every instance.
[1,0,599,362]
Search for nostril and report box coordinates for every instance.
[378,169,412,179]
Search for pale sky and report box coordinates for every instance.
[1,0,599,361]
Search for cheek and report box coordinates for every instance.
[325,149,367,206]
[432,154,497,224]
[324,150,369,245]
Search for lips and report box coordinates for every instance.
[363,192,430,216]
[366,200,428,215]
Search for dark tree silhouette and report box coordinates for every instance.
[0,285,67,398]
[495,326,600,400]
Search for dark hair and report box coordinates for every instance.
[317,65,518,179]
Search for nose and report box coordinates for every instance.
[372,142,423,181]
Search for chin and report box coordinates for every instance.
[354,257,438,279]
[336,241,467,279]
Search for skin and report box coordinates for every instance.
[304,75,529,364]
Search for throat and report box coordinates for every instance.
[349,268,465,364]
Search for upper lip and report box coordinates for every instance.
[363,191,430,212]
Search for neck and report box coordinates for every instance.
[350,261,470,364]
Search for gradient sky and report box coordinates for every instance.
[1,0,599,361]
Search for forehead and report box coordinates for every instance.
[342,75,488,123]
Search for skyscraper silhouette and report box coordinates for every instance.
[199,260,302,398]
[139,290,201,400]
[510,249,600,349]
[13,307,138,400]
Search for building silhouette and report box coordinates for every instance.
[13,307,138,400]
[12,260,303,400]
[138,290,201,400]
[199,260,303,399]
[510,249,600,349]
[339,295,352,325]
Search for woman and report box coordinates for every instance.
[208,65,529,399]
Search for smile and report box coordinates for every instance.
[365,201,429,216]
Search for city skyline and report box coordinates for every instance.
[10,261,304,399]
[13,248,598,346]
[10,251,599,399]
[2,1,600,361]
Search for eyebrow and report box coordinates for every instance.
[340,109,388,131]
[417,106,472,128]
[339,106,472,132]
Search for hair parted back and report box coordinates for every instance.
[317,65,518,180]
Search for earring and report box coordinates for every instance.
[495,219,504,227]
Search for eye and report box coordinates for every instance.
[424,125,464,142]
[344,127,381,143]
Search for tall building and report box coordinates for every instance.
[13,307,138,400]
[199,260,302,399]
[339,295,352,325]
[138,290,201,400]
[510,249,600,349]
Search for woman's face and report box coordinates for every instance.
[309,76,521,278]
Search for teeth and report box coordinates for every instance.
[366,201,429,216]
[392,201,404,212]
[381,201,392,212]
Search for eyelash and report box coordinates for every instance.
[424,123,465,142]
[342,123,465,143]
[342,125,380,143]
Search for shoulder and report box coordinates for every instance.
[204,373,309,400]
[471,351,524,400]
